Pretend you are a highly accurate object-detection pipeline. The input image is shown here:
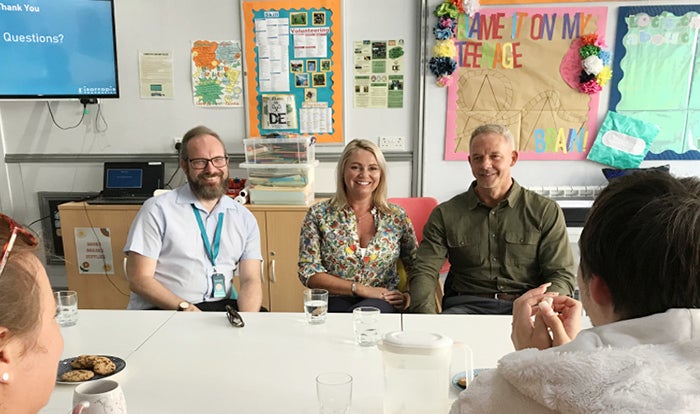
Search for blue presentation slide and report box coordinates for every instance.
[0,0,119,97]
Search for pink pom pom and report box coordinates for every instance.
[579,79,602,94]
[437,75,453,87]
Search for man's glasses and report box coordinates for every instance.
[187,156,229,169]
[0,213,39,276]
[226,305,245,328]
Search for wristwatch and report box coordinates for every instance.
[177,301,190,311]
[351,282,358,297]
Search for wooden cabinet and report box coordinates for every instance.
[59,202,310,311]
[57,202,139,309]
[239,205,308,312]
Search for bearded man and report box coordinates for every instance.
[125,126,263,312]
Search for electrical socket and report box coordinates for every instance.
[379,136,405,151]
[172,138,181,153]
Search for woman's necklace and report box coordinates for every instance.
[355,210,372,224]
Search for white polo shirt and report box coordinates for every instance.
[124,184,262,309]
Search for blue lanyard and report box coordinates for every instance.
[192,205,224,269]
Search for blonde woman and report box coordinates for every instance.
[298,139,417,312]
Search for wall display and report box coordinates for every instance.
[353,39,405,108]
[242,0,343,143]
[441,7,607,161]
[191,40,244,107]
[139,51,174,99]
[609,5,700,160]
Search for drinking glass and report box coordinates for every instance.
[316,372,352,414]
[353,306,380,346]
[304,288,328,324]
[55,290,78,327]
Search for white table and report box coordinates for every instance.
[43,311,401,414]
[43,310,176,414]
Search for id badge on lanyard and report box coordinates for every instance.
[193,206,233,299]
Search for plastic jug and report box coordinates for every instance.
[378,331,453,414]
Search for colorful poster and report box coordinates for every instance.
[444,7,607,161]
[353,39,405,108]
[609,5,700,160]
[74,227,114,275]
[243,0,343,143]
[191,40,243,107]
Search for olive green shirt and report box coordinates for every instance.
[408,180,576,313]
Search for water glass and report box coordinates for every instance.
[55,290,78,327]
[316,372,352,414]
[304,288,328,324]
[353,306,380,346]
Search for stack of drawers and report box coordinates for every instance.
[240,137,318,205]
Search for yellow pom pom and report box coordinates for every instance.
[596,66,612,87]
[433,39,457,58]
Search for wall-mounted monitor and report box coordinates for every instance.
[0,0,119,99]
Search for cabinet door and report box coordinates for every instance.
[264,210,306,312]
[59,203,138,309]
[244,211,270,311]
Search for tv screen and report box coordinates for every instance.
[0,0,119,99]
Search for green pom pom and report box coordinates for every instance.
[580,45,600,59]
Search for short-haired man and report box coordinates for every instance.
[408,124,575,314]
[452,171,700,412]
[125,126,263,312]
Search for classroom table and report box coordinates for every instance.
[44,310,176,414]
[42,311,403,414]
[42,310,535,414]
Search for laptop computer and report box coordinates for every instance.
[87,161,165,205]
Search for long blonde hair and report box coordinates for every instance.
[330,139,390,213]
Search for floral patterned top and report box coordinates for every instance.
[298,200,417,290]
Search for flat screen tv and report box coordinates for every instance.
[0,0,119,99]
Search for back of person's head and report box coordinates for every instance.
[0,215,42,349]
[179,125,225,162]
[579,171,700,319]
[469,124,516,148]
[332,139,390,212]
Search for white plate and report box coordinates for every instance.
[451,369,485,391]
[56,355,126,384]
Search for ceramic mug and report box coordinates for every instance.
[72,379,127,414]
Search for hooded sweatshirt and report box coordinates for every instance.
[450,309,700,413]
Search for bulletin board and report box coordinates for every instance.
[609,5,700,160]
[443,7,607,161]
[242,0,344,143]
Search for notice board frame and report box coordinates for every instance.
[241,0,344,143]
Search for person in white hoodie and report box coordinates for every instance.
[451,171,700,413]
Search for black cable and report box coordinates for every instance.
[27,214,51,229]
[164,164,181,189]
[45,101,86,130]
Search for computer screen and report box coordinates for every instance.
[0,0,119,99]
[106,169,143,189]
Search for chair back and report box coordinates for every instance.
[388,197,446,311]
[388,196,450,275]
[387,197,439,243]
